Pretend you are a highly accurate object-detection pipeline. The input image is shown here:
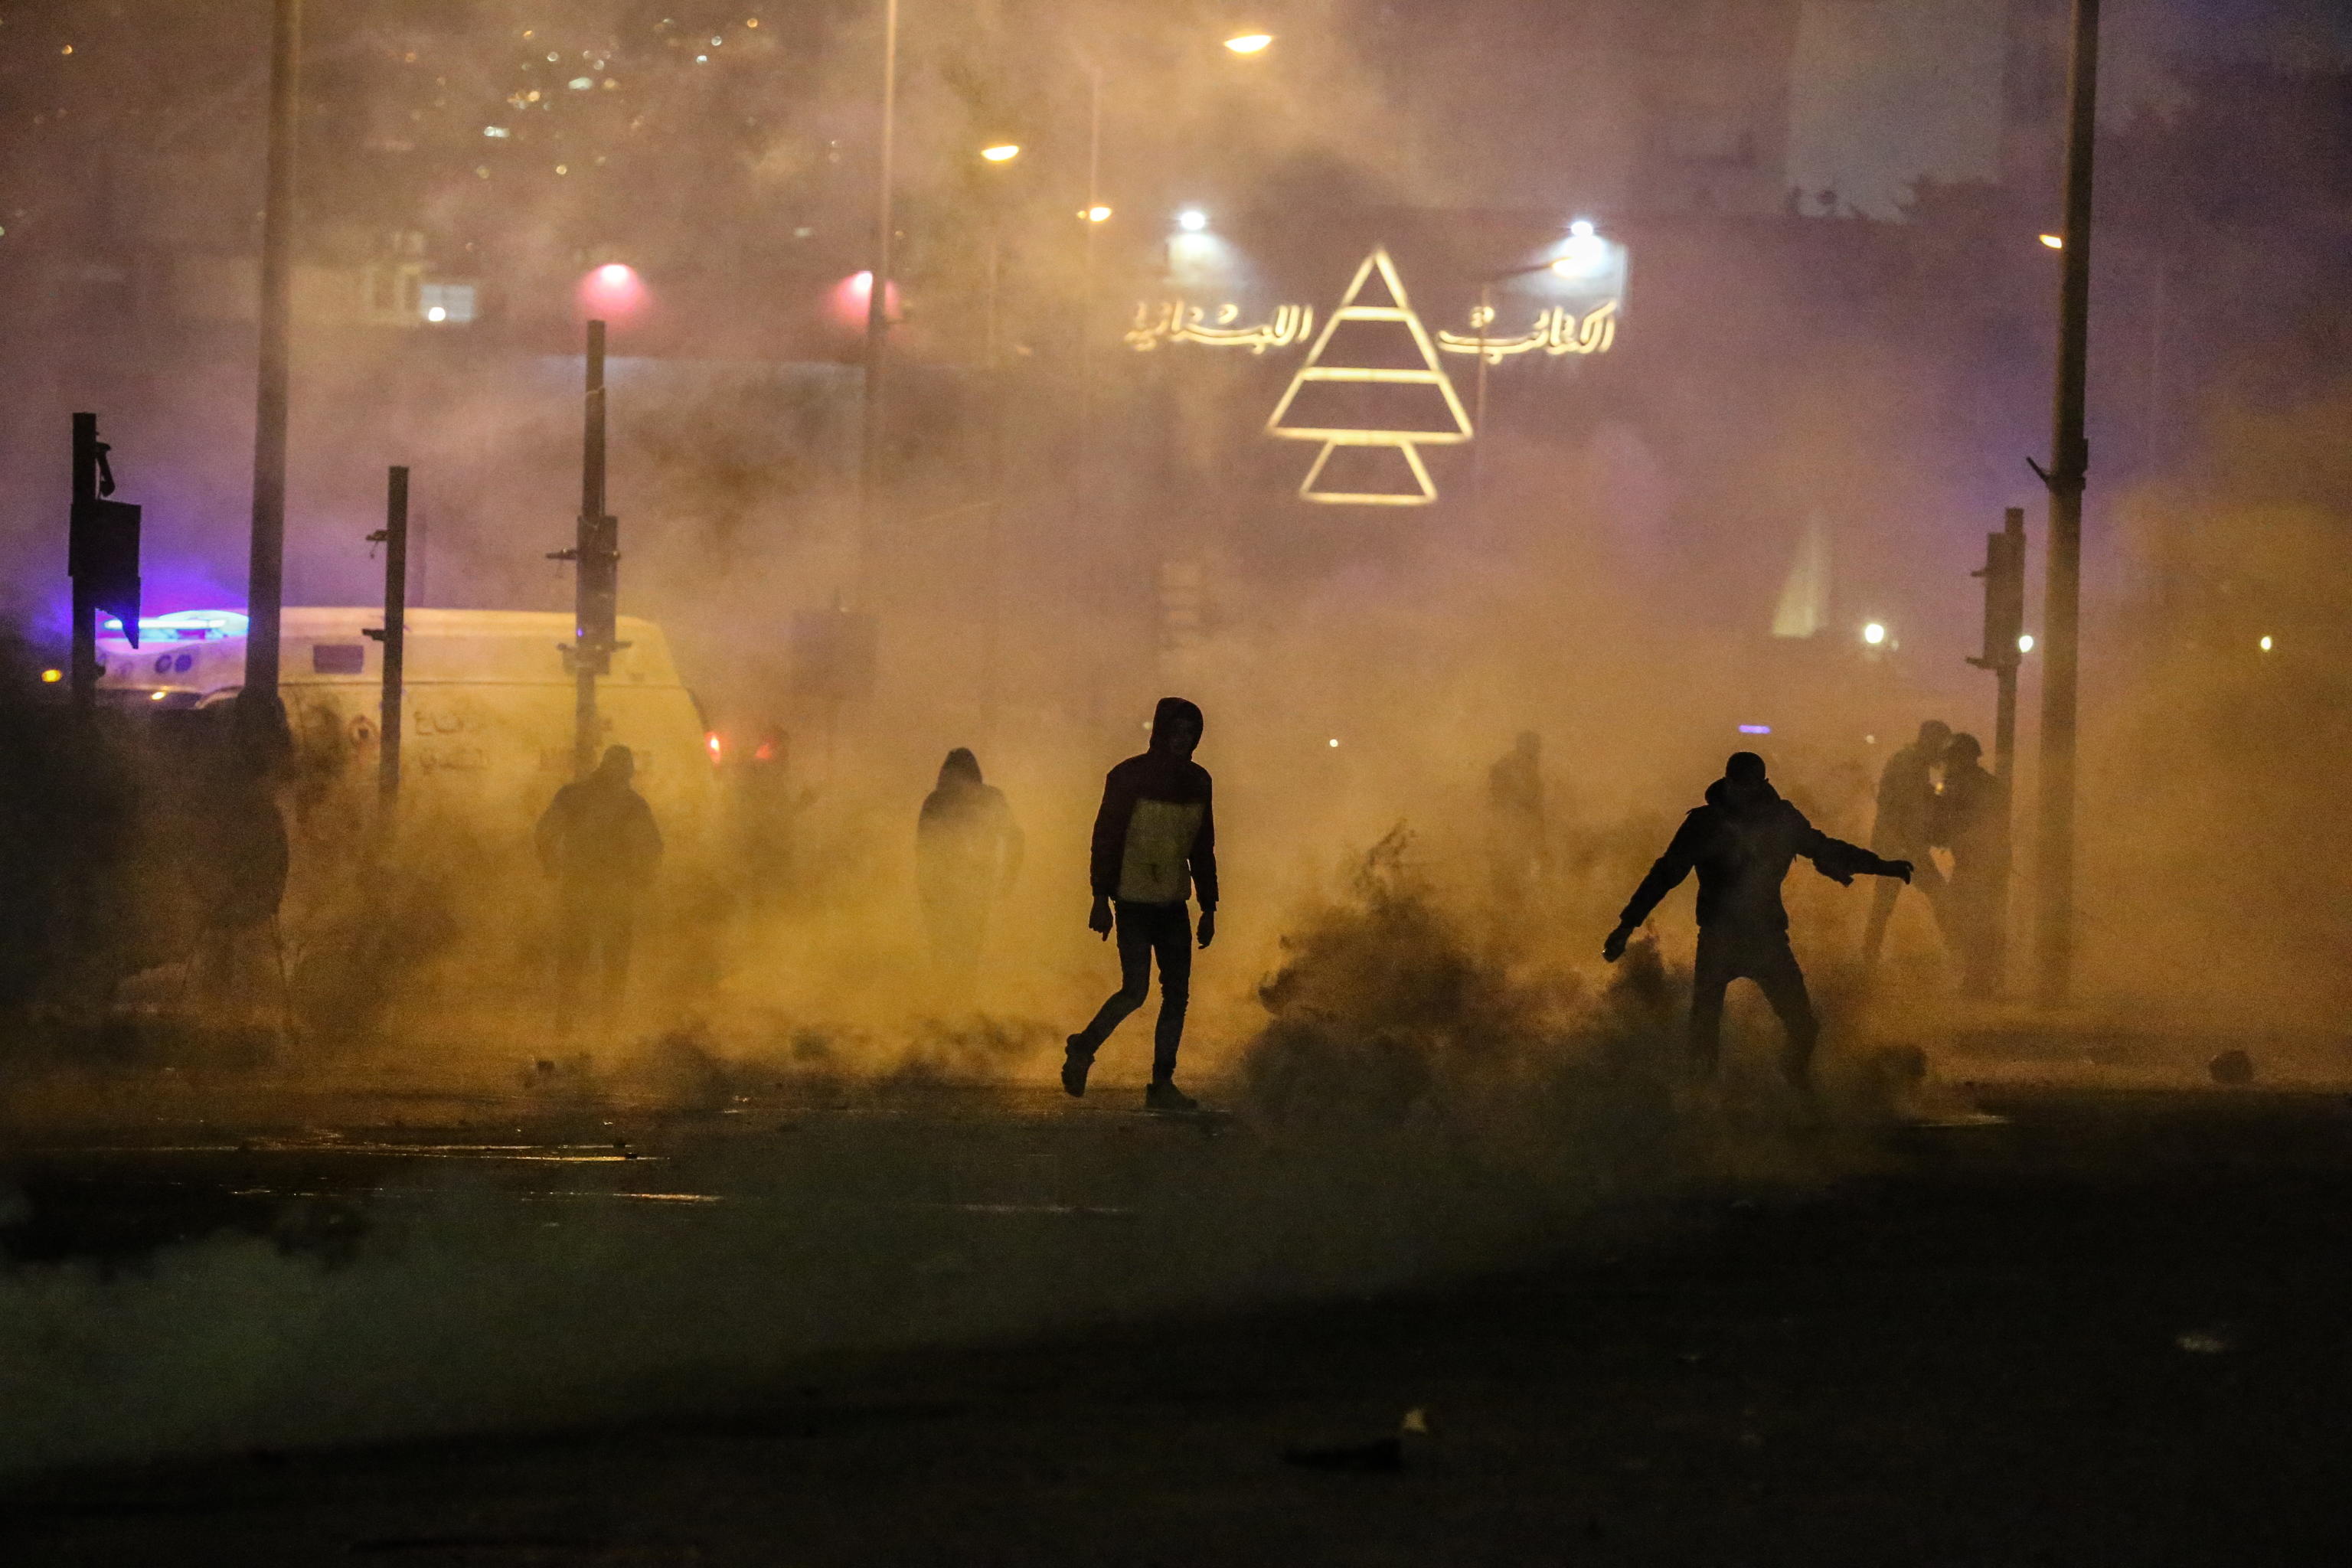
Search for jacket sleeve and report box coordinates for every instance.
[1618,812,1704,928]
[1189,779,1218,910]
[1088,766,1135,899]
[1802,816,1906,884]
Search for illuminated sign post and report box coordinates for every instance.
[1126,235,1624,507]
[1263,248,1472,505]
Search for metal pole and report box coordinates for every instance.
[376,466,407,808]
[1077,64,1102,439]
[854,0,899,603]
[70,413,100,719]
[1992,508,2023,786]
[2034,0,2099,1006]
[577,320,606,779]
[245,0,302,701]
[1473,283,1491,524]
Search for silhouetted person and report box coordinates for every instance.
[1486,731,1549,912]
[1860,720,1950,966]
[185,755,290,1020]
[1606,752,1912,1088]
[1064,697,1217,1112]
[1930,733,2009,998]
[916,747,1024,1004]
[535,745,662,1039]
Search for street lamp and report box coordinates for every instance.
[1223,31,1274,54]
[1081,203,1112,224]
[1177,207,1209,232]
[980,142,1021,162]
[1862,621,1888,646]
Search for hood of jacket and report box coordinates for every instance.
[1704,773,1782,819]
[1149,696,1204,750]
[936,747,982,790]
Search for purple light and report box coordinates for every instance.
[1738,724,1772,735]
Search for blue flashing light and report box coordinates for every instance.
[1737,724,1772,735]
[99,609,250,642]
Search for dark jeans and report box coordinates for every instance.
[555,901,635,1037]
[1690,926,1818,1083]
[1070,900,1193,1083]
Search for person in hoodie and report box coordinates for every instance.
[1063,697,1217,1112]
[535,745,664,1039]
[1860,719,1951,968]
[916,747,1024,1003]
[1604,752,1912,1088]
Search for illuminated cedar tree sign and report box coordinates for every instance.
[1265,248,1472,506]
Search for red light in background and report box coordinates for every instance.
[705,730,724,765]
[580,262,648,318]
[828,270,902,332]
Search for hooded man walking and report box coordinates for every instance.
[1064,697,1217,1112]
[1605,752,1911,1089]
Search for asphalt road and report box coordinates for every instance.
[4,1079,2351,1564]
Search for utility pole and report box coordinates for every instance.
[2032,0,2100,1006]
[1971,508,2027,784]
[550,321,620,779]
[364,466,408,808]
[245,0,302,702]
[68,413,142,719]
[855,0,899,603]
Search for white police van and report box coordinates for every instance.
[96,608,718,828]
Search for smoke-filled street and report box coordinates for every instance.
[8,0,2352,1557]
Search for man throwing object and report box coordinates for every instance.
[1605,752,1910,1089]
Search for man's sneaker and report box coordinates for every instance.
[1061,1037,1092,1098]
[1145,1080,1200,1114]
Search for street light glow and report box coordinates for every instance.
[1177,208,1208,232]
[979,142,1021,162]
[39,668,61,684]
[2039,233,2065,250]
[1223,31,1273,54]
[1083,204,1112,223]
[2259,634,2275,652]
[1862,621,1888,646]
[1570,218,1596,239]
[2018,632,2036,654]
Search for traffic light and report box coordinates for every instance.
[70,496,142,646]
[1970,508,2026,670]
[69,413,141,648]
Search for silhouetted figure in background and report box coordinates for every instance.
[185,756,291,1023]
[1931,733,2009,998]
[1606,752,1912,1089]
[1064,697,1217,1112]
[536,744,662,1039]
[916,747,1024,1004]
[1486,731,1549,912]
[1860,720,1950,967]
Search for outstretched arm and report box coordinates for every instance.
[1606,815,1703,960]
[1803,823,1911,887]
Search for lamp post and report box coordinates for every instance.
[2032,0,2100,1006]
[245,0,302,708]
[854,0,899,604]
